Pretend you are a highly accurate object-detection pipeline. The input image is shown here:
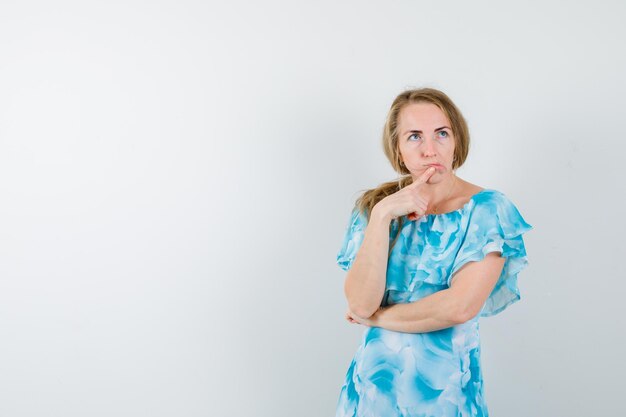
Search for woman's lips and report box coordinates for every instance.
[426,164,444,170]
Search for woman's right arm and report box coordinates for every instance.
[343,167,437,319]
[343,207,392,319]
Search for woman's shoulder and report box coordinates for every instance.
[461,184,529,229]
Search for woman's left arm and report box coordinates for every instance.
[347,252,506,333]
[348,289,460,333]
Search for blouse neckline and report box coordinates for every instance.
[423,188,493,217]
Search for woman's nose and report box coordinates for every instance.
[422,137,437,156]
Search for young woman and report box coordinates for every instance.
[335,87,533,416]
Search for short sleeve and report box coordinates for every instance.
[449,192,533,317]
[336,206,368,271]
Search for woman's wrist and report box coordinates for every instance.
[370,205,392,225]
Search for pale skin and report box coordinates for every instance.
[343,102,506,333]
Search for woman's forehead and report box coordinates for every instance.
[398,102,450,129]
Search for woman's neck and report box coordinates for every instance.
[420,174,458,211]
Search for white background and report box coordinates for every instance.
[0,1,624,416]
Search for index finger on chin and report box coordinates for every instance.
[412,166,436,186]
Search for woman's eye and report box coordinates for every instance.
[408,131,448,141]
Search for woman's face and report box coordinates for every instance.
[396,102,456,184]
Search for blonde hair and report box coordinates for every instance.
[354,87,471,251]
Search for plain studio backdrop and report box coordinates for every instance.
[0,1,624,416]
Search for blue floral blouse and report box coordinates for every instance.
[335,189,533,416]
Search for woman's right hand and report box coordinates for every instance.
[373,166,437,222]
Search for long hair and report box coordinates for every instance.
[354,87,471,252]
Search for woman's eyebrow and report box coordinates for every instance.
[403,126,451,135]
